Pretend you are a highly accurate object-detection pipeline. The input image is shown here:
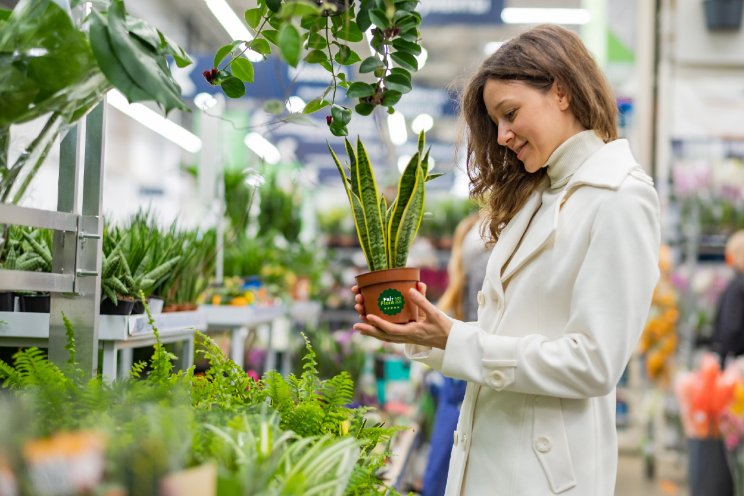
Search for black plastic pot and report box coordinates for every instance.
[704,0,743,31]
[18,293,50,313]
[131,299,145,315]
[688,438,733,496]
[0,292,14,312]
[100,298,134,316]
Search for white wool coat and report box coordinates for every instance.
[407,139,661,495]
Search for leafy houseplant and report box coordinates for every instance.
[329,131,441,323]
[207,0,424,137]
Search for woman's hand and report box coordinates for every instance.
[351,282,453,350]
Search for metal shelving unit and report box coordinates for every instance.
[0,104,106,376]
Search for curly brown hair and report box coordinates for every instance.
[459,24,618,244]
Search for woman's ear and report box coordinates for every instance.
[553,81,570,111]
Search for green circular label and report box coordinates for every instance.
[377,289,405,316]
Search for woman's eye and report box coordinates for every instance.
[505,109,516,121]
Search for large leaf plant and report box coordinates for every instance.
[0,0,191,206]
[330,130,442,271]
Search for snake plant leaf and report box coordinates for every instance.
[343,138,358,198]
[329,144,372,268]
[102,279,118,305]
[426,172,445,182]
[392,164,426,267]
[386,151,419,263]
[355,139,387,271]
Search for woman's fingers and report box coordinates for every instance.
[408,287,440,322]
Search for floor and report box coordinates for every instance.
[616,453,689,496]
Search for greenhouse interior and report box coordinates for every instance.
[1,0,744,494]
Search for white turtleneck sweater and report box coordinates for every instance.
[502,130,604,279]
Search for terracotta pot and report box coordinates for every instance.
[355,267,420,324]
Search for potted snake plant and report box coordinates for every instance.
[329,131,442,323]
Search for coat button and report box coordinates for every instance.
[477,291,485,306]
[453,431,459,447]
[489,370,506,388]
[534,436,552,453]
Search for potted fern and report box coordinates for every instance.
[329,131,441,323]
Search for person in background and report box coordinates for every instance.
[352,24,660,495]
[712,230,744,362]
[422,213,491,496]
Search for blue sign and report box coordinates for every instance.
[419,0,504,25]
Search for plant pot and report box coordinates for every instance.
[0,291,14,312]
[148,296,165,314]
[100,297,134,316]
[704,0,743,31]
[131,299,145,315]
[18,293,50,313]
[355,267,420,324]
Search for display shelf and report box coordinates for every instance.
[0,310,204,381]
[199,302,323,373]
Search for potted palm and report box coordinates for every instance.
[329,131,441,323]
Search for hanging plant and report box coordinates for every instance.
[207,0,423,136]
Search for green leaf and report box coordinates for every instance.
[0,9,11,21]
[392,38,422,55]
[106,0,186,112]
[387,151,420,261]
[359,56,384,73]
[384,73,411,94]
[390,51,418,72]
[278,23,302,67]
[89,10,150,103]
[369,9,390,28]
[335,45,361,65]
[355,140,387,270]
[303,49,328,63]
[244,7,263,29]
[307,31,327,49]
[214,40,242,68]
[331,105,352,126]
[329,122,348,137]
[250,38,271,55]
[345,82,375,99]
[221,76,246,98]
[392,165,425,267]
[332,20,363,42]
[399,28,419,42]
[263,29,280,45]
[280,0,321,17]
[263,99,284,114]
[302,97,331,114]
[389,67,412,81]
[266,0,282,12]
[381,90,402,106]
[355,102,375,116]
[426,172,445,182]
[231,57,254,83]
[356,0,373,31]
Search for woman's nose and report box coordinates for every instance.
[497,125,512,147]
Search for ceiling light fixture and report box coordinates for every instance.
[501,8,591,25]
[411,113,434,134]
[204,0,263,62]
[244,132,281,164]
[388,111,408,146]
[107,90,202,154]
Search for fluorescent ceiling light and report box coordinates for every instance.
[397,154,411,174]
[286,96,306,113]
[244,132,281,164]
[501,8,591,25]
[107,90,202,154]
[411,113,434,134]
[388,111,408,146]
[204,0,263,62]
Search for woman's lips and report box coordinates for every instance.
[516,143,526,161]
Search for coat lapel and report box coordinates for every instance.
[485,185,545,297]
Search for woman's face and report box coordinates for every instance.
[482,79,584,173]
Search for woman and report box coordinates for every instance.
[353,24,660,495]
